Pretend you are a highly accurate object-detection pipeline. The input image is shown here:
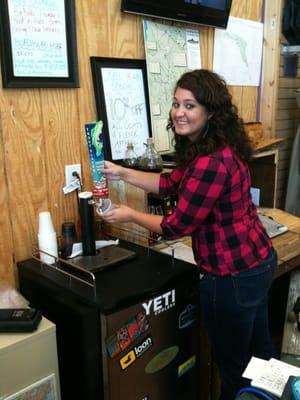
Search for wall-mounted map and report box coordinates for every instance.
[213,16,264,86]
[143,20,201,153]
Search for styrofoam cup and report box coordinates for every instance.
[38,211,55,235]
[38,232,58,264]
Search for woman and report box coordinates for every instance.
[101,69,277,400]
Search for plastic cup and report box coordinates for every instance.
[96,199,114,216]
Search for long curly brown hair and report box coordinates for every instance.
[167,69,253,166]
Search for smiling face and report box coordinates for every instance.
[171,87,211,142]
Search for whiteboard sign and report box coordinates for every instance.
[101,67,149,160]
[8,0,68,77]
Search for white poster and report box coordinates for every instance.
[101,67,150,161]
[213,16,264,86]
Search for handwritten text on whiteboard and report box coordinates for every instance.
[101,67,150,160]
[8,0,68,77]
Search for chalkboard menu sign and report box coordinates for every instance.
[0,0,79,88]
[90,57,152,164]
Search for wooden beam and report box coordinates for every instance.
[260,0,283,137]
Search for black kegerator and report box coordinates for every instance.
[17,240,200,400]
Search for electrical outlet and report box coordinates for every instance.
[65,164,81,186]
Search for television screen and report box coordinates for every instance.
[121,0,232,29]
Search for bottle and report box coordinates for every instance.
[138,138,163,172]
[124,142,137,167]
[61,222,77,259]
[148,205,160,246]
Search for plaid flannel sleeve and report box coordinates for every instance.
[160,156,228,238]
[159,167,185,197]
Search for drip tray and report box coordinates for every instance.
[71,246,136,272]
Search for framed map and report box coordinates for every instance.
[143,20,201,153]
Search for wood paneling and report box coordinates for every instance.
[41,89,81,226]
[276,56,300,208]
[0,88,48,277]
[273,0,300,209]
[0,100,14,285]
[277,108,300,120]
[230,0,263,123]
[279,78,300,88]
[277,97,298,110]
[260,1,283,137]
[0,0,274,287]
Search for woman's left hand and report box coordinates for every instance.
[100,204,134,224]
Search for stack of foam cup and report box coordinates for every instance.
[38,211,58,264]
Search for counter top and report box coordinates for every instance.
[17,240,198,314]
[259,208,300,278]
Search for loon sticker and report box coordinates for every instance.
[179,304,197,329]
[119,336,153,370]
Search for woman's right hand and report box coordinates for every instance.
[101,160,125,181]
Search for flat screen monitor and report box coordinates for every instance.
[121,0,232,29]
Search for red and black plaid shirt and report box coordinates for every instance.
[159,146,273,275]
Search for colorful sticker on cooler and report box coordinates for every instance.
[126,317,140,341]
[178,304,197,329]
[145,346,179,374]
[117,326,131,350]
[105,311,150,358]
[105,333,121,358]
[178,355,196,377]
[119,336,153,370]
[136,310,150,332]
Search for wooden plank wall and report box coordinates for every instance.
[0,0,267,287]
[260,0,300,209]
[276,56,300,208]
[270,0,300,208]
[260,1,283,138]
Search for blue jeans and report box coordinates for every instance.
[200,249,277,400]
